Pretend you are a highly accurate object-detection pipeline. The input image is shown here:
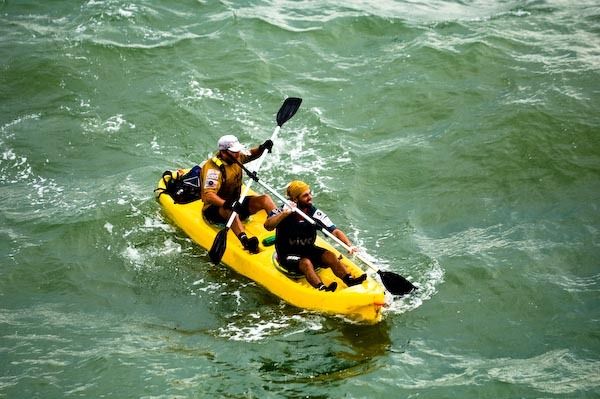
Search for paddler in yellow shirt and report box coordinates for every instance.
[201,135,276,253]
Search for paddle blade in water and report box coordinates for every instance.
[276,97,302,127]
[378,270,417,296]
[209,227,229,264]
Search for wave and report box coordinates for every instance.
[0,153,142,227]
[392,342,600,394]
[485,349,600,394]
[219,0,524,29]
[542,272,600,293]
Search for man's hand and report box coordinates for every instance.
[259,139,274,153]
[223,199,243,213]
[283,201,297,213]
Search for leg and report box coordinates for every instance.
[321,250,367,287]
[247,194,276,215]
[218,207,258,252]
[218,207,244,236]
[298,258,322,288]
[321,250,349,279]
[205,203,258,253]
[298,257,337,292]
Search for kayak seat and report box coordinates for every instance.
[202,214,225,228]
[272,252,322,280]
[201,212,254,229]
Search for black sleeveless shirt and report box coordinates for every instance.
[274,205,336,257]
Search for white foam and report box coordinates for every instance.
[150,136,160,152]
[2,148,16,161]
[162,238,182,255]
[188,80,223,100]
[396,258,443,310]
[122,245,143,266]
[117,5,137,18]
[103,114,135,133]
[143,216,175,232]
[217,312,323,342]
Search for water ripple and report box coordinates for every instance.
[393,342,600,395]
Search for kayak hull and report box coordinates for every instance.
[156,172,386,323]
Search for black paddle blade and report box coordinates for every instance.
[276,97,302,127]
[209,227,229,264]
[378,270,417,296]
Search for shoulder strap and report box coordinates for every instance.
[155,170,174,198]
[311,205,336,232]
[162,170,173,182]
[211,156,227,181]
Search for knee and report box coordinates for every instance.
[258,194,275,209]
[322,251,338,265]
[218,207,232,219]
[298,259,314,274]
[261,194,274,203]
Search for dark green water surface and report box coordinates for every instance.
[1,1,599,397]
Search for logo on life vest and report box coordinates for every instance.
[204,169,220,188]
[313,210,333,228]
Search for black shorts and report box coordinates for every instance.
[203,196,253,224]
[279,246,327,274]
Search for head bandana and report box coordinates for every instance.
[286,180,310,200]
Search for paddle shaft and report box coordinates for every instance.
[221,96,301,230]
[223,126,281,229]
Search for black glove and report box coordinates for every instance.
[223,199,243,213]
[223,199,235,209]
[259,139,273,153]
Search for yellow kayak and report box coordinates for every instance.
[155,170,387,323]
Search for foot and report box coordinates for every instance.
[343,273,367,286]
[318,282,337,292]
[242,236,259,254]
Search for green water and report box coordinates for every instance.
[1,1,599,397]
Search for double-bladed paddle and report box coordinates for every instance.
[232,160,417,296]
[208,97,302,264]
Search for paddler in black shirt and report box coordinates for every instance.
[264,180,367,292]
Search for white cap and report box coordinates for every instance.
[217,135,250,155]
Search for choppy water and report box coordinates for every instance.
[1,1,599,397]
